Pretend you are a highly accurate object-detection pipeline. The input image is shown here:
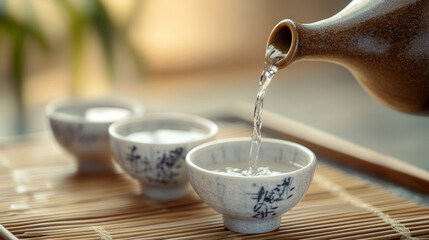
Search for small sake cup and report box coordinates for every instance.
[109,113,218,200]
[185,137,316,234]
[46,96,144,173]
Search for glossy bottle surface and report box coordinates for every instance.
[268,0,429,114]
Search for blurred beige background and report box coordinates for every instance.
[1,0,428,171]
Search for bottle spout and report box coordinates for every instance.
[267,19,299,69]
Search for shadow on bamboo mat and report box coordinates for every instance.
[0,121,428,239]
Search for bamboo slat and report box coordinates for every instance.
[0,120,428,240]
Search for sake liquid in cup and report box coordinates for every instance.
[109,113,218,200]
[186,138,316,234]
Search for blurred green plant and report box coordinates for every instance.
[0,0,49,101]
[57,0,146,93]
[0,0,145,134]
[0,0,49,133]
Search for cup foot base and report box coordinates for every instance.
[140,185,188,200]
[223,215,281,234]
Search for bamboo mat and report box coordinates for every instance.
[1,121,428,240]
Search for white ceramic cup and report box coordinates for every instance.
[186,137,316,234]
[46,96,145,173]
[109,112,218,200]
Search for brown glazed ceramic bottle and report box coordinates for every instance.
[268,0,428,114]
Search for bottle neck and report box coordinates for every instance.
[266,19,299,69]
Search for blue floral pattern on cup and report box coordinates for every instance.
[125,145,185,184]
[250,177,295,219]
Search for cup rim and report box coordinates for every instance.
[46,96,145,124]
[109,112,219,146]
[186,137,316,179]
